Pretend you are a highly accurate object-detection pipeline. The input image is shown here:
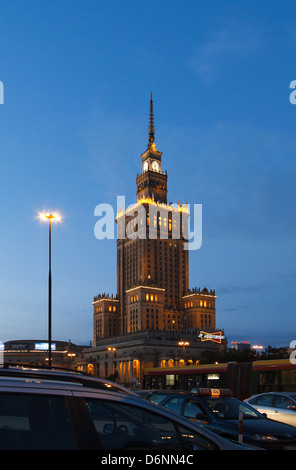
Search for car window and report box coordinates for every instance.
[178,424,218,450]
[162,396,185,414]
[256,394,274,407]
[0,393,77,449]
[183,399,204,419]
[148,392,171,404]
[248,396,258,404]
[274,395,295,409]
[83,398,218,450]
[204,397,261,419]
[83,398,181,449]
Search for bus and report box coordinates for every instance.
[143,359,296,400]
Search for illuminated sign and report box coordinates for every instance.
[207,373,220,380]
[198,331,225,344]
[196,388,232,397]
[35,343,56,351]
[210,388,221,397]
[9,342,29,350]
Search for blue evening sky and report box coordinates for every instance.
[0,1,295,348]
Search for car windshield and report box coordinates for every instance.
[203,397,263,420]
[148,392,175,404]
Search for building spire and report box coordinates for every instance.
[148,92,155,148]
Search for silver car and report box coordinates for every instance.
[245,392,296,426]
[0,366,257,450]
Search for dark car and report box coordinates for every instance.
[146,388,296,450]
[0,366,258,450]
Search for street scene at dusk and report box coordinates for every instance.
[0,0,296,454]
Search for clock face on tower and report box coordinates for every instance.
[143,161,148,172]
[152,160,159,171]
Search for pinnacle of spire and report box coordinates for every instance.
[148,92,155,149]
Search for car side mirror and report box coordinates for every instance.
[287,405,296,411]
[195,413,208,422]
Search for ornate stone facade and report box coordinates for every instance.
[77,95,226,384]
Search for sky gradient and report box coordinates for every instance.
[0,1,295,348]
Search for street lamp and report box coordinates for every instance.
[252,345,263,356]
[178,340,190,351]
[178,340,190,364]
[38,211,62,368]
[107,347,116,374]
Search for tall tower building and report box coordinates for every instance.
[93,94,216,345]
[116,93,189,335]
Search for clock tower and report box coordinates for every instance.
[90,93,220,386]
[136,93,168,204]
[115,93,190,334]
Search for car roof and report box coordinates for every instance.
[250,392,296,399]
[148,390,188,395]
[273,392,296,398]
[148,388,233,398]
[0,365,137,395]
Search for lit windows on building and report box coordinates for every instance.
[92,96,216,344]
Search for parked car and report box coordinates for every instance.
[0,364,136,394]
[0,366,257,450]
[139,389,188,403]
[145,388,296,450]
[244,392,296,426]
[133,389,156,398]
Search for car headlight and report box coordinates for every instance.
[253,434,279,441]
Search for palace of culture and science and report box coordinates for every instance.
[78,95,226,385]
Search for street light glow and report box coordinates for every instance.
[38,211,62,222]
[178,341,189,347]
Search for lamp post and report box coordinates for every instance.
[108,347,116,375]
[39,212,62,369]
[178,340,190,365]
[178,340,190,353]
[252,345,263,356]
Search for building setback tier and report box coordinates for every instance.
[76,329,227,385]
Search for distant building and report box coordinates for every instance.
[231,341,251,352]
[3,339,89,368]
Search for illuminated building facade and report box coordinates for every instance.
[83,95,226,385]
[93,94,216,344]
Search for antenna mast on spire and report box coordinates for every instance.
[148,92,155,148]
